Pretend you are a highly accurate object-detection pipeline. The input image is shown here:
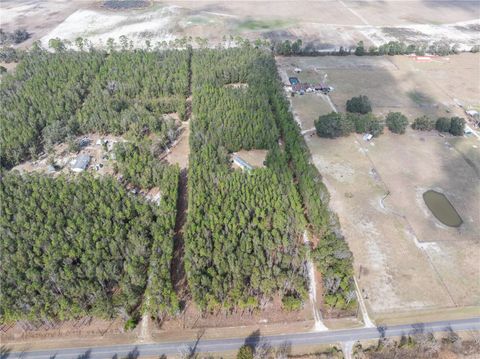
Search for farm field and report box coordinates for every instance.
[278,54,480,321]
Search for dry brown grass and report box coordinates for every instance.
[279,54,480,323]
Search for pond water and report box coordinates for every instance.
[423,190,463,227]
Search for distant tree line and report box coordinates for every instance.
[274,39,476,56]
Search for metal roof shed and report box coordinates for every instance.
[232,155,253,172]
[71,154,91,172]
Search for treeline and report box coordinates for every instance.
[353,329,480,359]
[263,57,357,311]
[113,142,181,318]
[273,39,478,56]
[354,40,468,56]
[186,48,309,312]
[0,48,190,169]
[316,95,465,139]
[413,115,465,136]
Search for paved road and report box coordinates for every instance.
[5,317,480,358]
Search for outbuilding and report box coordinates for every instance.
[232,154,253,172]
[363,133,373,141]
[71,154,91,172]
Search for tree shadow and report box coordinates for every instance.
[77,349,91,359]
[275,341,292,359]
[125,347,139,359]
[0,346,11,359]
[178,329,205,359]
[377,325,387,339]
[243,330,273,357]
[244,329,261,349]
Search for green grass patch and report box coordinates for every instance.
[237,18,290,31]
[186,15,212,25]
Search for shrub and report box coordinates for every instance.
[436,117,451,133]
[386,112,409,134]
[348,112,383,137]
[346,95,372,114]
[355,41,365,56]
[412,116,434,131]
[237,345,254,359]
[0,46,19,63]
[124,317,139,331]
[282,294,303,311]
[315,112,353,138]
[449,117,465,136]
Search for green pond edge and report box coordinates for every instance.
[423,190,463,228]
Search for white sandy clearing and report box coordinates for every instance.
[41,6,180,48]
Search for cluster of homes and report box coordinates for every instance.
[288,76,333,95]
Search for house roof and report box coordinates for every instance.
[292,83,311,92]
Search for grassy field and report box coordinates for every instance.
[278,54,480,323]
[277,54,480,121]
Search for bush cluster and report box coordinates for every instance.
[315,111,383,139]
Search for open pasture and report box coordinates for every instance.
[278,53,480,322]
[277,54,480,127]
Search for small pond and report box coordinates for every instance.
[423,190,463,227]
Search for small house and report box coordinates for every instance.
[466,110,479,119]
[292,83,311,93]
[71,154,91,172]
[46,165,56,174]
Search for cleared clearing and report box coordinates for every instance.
[233,149,268,169]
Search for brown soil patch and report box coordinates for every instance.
[165,120,190,169]
[1,317,126,342]
[160,295,313,332]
